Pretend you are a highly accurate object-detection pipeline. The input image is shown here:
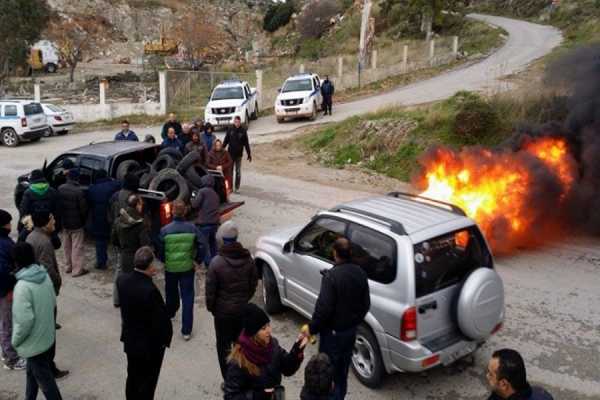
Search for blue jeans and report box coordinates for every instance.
[319,327,357,400]
[165,270,195,335]
[95,237,108,269]
[198,224,218,267]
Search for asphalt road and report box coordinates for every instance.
[2,13,598,400]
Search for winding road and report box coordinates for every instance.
[4,14,598,400]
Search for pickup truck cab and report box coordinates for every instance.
[15,141,243,235]
[204,80,259,129]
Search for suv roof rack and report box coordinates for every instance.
[330,206,407,235]
[387,192,466,216]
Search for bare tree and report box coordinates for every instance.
[172,14,226,66]
[48,18,91,82]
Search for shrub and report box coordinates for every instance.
[297,38,324,60]
[263,1,295,33]
[297,0,341,39]
[450,92,500,144]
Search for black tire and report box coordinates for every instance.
[177,151,202,174]
[45,63,57,73]
[184,165,208,188]
[116,160,141,182]
[276,117,284,123]
[139,171,156,189]
[1,128,19,147]
[44,128,53,137]
[151,154,177,173]
[251,103,259,120]
[262,264,284,314]
[351,324,385,388]
[158,147,183,161]
[149,168,190,202]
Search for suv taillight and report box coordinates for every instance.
[21,118,27,127]
[401,307,417,341]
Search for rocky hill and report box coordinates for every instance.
[45,0,272,64]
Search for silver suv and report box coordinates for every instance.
[0,100,49,146]
[254,192,504,388]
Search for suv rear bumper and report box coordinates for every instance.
[20,128,47,140]
[385,334,481,373]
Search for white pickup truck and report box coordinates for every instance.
[275,73,323,123]
[204,80,259,129]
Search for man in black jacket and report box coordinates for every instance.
[206,221,258,380]
[161,112,183,140]
[308,238,370,400]
[20,169,61,232]
[223,116,251,193]
[58,170,88,277]
[321,76,335,116]
[117,246,172,400]
[487,349,554,400]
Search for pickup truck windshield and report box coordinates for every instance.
[212,87,244,100]
[24,103,44,116]
[282,79,312,93]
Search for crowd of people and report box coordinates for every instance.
[0,110,555,400]
[113,113,252,194]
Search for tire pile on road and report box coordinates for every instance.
[115,148,208,203]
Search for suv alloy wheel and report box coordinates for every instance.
[352,324,385,388]
[2,128,19,147]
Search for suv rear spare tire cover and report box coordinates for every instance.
[149,168,190,202]
[457,268,504,341]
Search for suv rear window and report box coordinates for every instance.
[24,103,43,116]
[414,227,492,298]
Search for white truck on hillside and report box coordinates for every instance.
[275,73,323,123]
[204,80,259,129]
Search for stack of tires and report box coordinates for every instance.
[116,148,209,203]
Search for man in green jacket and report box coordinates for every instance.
[11,242,63,400]
[158,200,205,341]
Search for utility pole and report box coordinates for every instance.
[358,0,372,88]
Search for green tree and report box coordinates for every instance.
[0,0,51,84]
[263,1,296,32]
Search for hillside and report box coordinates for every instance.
[44,0,271,63]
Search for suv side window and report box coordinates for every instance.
[348,223,397,284]
[295,217,347,263]
[4,105,17,116]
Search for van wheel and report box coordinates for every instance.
[45,63,57,73]
[262,265,283,314]
[1,128,19,147]
[352,325,385,388]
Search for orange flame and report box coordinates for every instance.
[417,137,577,252]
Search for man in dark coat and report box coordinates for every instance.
[0,210,25,370]
[114,120,139,141]
[300,353,335,400]
[487,349,554,400]
[308,238,370,400]
[57,170,88,277]
[110,173,139,224]
[112,195,151,307]
[190,175,220,267]
[160,113,183,140]
[117,246,172,400]
[87,170,121,270]
[206,221,258,379]
[320,76,335,116]
[223,116,251,193]
[20,169,61,232]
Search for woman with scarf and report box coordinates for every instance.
[207,139,234,192]
[224,303,308,400]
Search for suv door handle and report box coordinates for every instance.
[418,301,438,314]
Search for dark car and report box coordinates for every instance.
[15,140,243,235]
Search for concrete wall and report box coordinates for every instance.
[62,102,162,122]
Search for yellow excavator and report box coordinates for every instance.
[143,26,178,56]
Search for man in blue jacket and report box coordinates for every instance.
[0,210,25,370]
[158,200,205,340]
[160,127,183,152]
[115,120,139,141]
[87,170,121,270]
[321,76,335,116]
